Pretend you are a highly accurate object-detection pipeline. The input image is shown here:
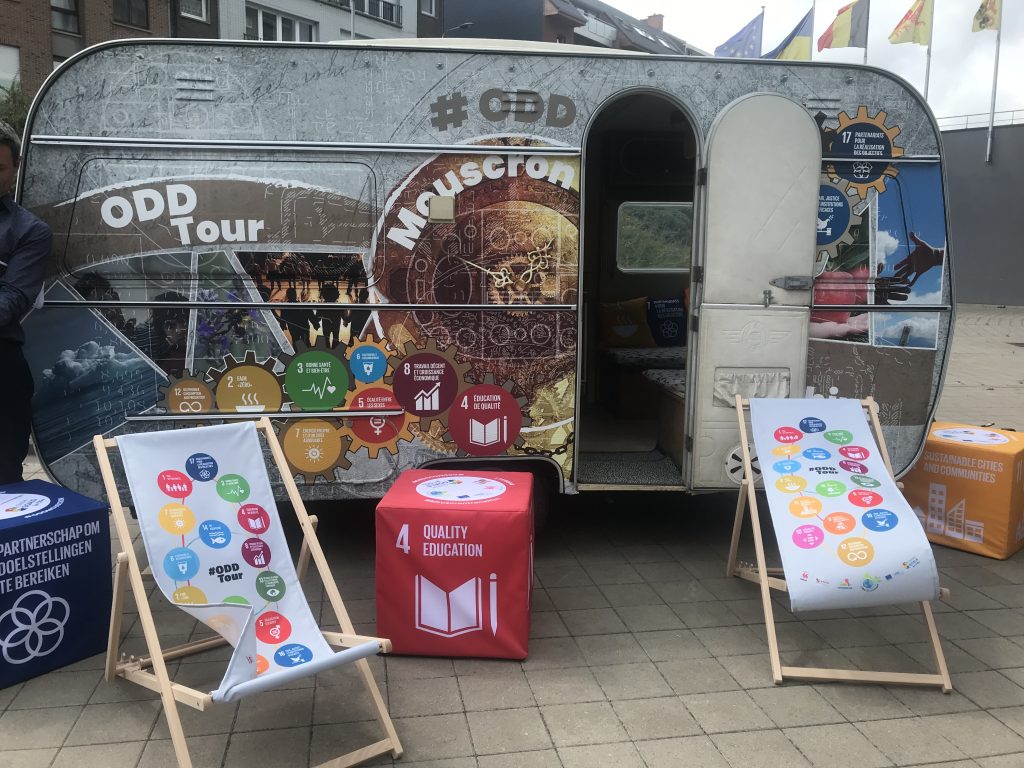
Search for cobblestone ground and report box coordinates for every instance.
[4,304,1024,768]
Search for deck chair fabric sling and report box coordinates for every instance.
[728,396,952,692]
[95,418,402,768]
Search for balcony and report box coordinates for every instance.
[317,0,403,27]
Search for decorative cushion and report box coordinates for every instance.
[600,297,657,348]
[606,346,687,369]
[643,368,687,398]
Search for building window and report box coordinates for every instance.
[0,46,19,90]
[51,0,80,34]
[419,0,437,17]
[180,0,208,22]
[114,0,149,29]
[245,5,318,41]
[556,34,566,44]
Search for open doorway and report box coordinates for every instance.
[575,92,697,488]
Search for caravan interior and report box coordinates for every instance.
[577,92,697,488]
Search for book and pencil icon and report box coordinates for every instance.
[415,573,498,637]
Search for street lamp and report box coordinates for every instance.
[443,22,473,37]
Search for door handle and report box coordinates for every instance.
[769,275,814,291]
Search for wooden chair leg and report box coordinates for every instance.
[106,552,129,682]
[921,600,953,693]
[297,515,318,580]
[726,481,747,577]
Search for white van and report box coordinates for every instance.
[18,38,953,503]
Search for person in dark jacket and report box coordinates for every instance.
[0,130,53,483]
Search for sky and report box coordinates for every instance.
[612,0,1021,124]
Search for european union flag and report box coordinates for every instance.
[714,12,764,58]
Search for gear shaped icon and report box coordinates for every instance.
[815,176,863,269]
[207,351,285,413]
[159,371,216,415]
[827,106,904,200]
[347,334,394,387]
[342,382,416,459]
[443,374,532,457]
[277,339,351,413]
[277,418,353,484]
[384,338,472,431]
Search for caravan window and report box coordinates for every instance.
[616,202,692,272]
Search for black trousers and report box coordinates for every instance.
[0,340,34,484]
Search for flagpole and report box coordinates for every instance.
[985,2,1004,162]
[811,0,817,60]
[862,0,872,64]
[760,5,766,56]
[923,0,935,100]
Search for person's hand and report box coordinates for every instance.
[810,312,869,339]
[875,276,910,304]
[893,232,944,286]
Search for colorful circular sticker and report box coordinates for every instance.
[415,475,508,502]
[172,586,207,604]
[158,470,192,499]
[773,460,801,474]
[390,352,459,418]
[839,460,869,474]
[803,447,832,461]
[837,536,875,567]
[848,489,883,508]
[839,445,870,461]
[274,643,313,667]
[799,417,827,434]
[185,453,218,482]
[861,508,899,532]
[256,655,270,675]
[823,512,857,535]
[217,474,250,503]
[198,519,231,549]
[793,525,825,549]
[241,538,272,568]
[824,430,853,446]
[774,427,803,444]
[224,595,250,606]
[0,492,51,518]
[254,611,292,644]
[163,547,200,581]
[238,503,271,534]
[789,496,822,518]
[850,474,881,489]
[772,444,801,457]
[158,503,196,535]
[215,364,283,413]
[285,351,349,411]
[282,420,344,478]
[351,345,388,384]
[165,378,214,414]
[775,475,807,494]
[447,384,523,456]
[816,480,846,497]
[349,387,406,447]
[933,427,1010,445]
[255,571,286,601]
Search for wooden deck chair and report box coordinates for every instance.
[726,395,952,692]
[94,418,402,768]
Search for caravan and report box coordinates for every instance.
[17,37,953,503]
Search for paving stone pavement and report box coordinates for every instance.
[4,304,1024,768]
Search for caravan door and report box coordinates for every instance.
[688,94,821,488]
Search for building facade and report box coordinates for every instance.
[219,0,419,42]
[443,0,702,55]
[0,1,222,100]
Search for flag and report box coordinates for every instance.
[763,9,814,60]
[818,1,870,51]
[715,12,764,58]
[973,0,1001,32]
[889,0,934,45]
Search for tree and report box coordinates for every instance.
[0,77,31,139]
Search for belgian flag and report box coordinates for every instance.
[818,1,870,52]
